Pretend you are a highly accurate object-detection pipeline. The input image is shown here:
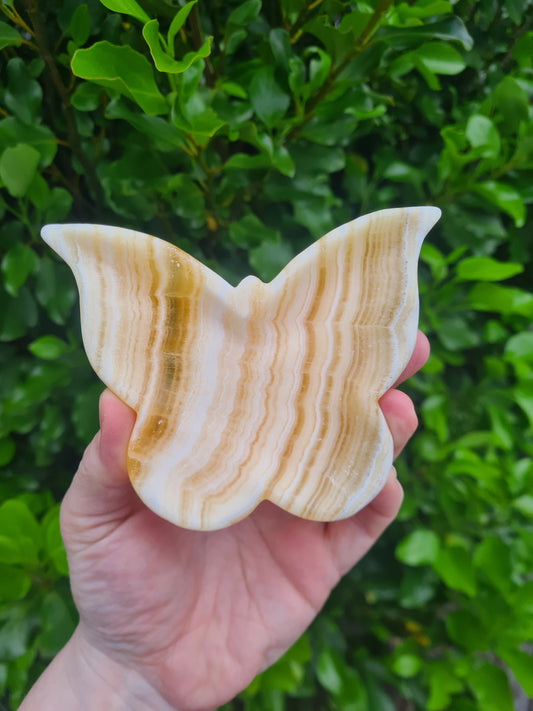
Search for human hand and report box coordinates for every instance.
[22,332,429,711]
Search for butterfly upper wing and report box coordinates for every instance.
[41,224,232,411]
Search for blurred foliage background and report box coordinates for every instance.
[1,0,533,708]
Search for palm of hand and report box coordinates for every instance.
[64,484,400,710]
[61,336,426,710]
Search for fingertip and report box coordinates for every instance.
[368,467,404,521]
[416,330,431,368]
[394,331,431,387]
[380,389,418,458]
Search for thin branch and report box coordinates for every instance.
[189,3,215,87]
[287,0,394,140]
[288,0,324,40]
[22,0,104,208]
[1,4,35,37]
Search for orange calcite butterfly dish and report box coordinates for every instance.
[42,206,440,530]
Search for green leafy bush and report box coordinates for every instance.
[1,0,532,708]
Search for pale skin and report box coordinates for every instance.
[20,332,430,711]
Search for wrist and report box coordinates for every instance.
[20,626,177,711]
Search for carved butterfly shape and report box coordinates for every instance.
[42,206,440,530]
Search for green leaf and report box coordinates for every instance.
[512,32,533,68]
[514,382,533,428]
[36,591,75,656]
[492,76,529,132]
[168,0,197,50]
[71,42,167,115]
[421,393,449,439]
[339,8,372,38]
[437,315,479,351]
[227,0,261,26]
[0,21,21,49]
[1,243,39,297]
[166,174,205,221]
[269,28,292,72]
[445,610,491,652]
[456,256,523,281]
[513,495,533,517]
[306,46,331,93]
[468,663,513,711]
[0,437,15,466]
[99,0,150,23]
[504,0,523,23]
[465,115,501,158]
[0,607,32,660]
[336,666,367,708]
[4,58,42,125]
[143,20,211,73]
[414,42,466,75]
[365,680,395,711]
[383,161,423,185]
[505,332,533,361]
[224,152,271,171]
[104,99,186,149]
[468,283,533,317]
[473,537,512,593]
[0,118,57,166]
[173,93,225,141]
[396,529,440,566]
[249,240,293,282]
[316,647,344,695]
[72,384,101,443]
[474,181,526,227]
[69,4,90,46]
[0,144,41,198]
[219,81,247,99]
[392,653,421,678]
[0,500,41,567]
[71,82,102,111]
[271,144,295,177]
[426,660,464,711]
[433,546,476,596]
[0,535,21,564]
[399,567,438,608]
[229,214,280,249]
[45,188,73,222]
[249,67,290,130]
[225,28,246,55]
[0,287,38,341]
[28,335,70,360]
[0,500,41,547]
[487,403,513,450]
[378,17,473,51]
[34,258,77,325]
[498,648,533,696]
[0,565,31,602]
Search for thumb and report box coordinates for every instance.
[61,389,140,543]
[95,388,137,483]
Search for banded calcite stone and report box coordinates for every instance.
[42,206,440,530]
